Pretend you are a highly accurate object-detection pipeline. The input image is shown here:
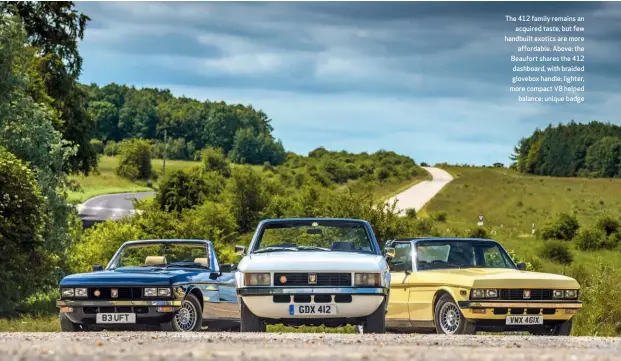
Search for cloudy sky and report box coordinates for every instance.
[75,1,621,165]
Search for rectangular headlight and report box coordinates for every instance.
[244,273,271,286]
[471,289,498,299]
[74,288,88,297]
[61,288,74,298]
[144,288,157,297]
[158,288,171,297]
[553,290,565,299]
[354,273,381,287]
[565,289,578,299]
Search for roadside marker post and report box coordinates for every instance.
[477,215,484,227]
[532,223,536,234]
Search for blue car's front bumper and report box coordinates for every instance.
[57,299,183,325]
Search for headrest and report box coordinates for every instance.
[145,256,167,266]
[194,258,209,267]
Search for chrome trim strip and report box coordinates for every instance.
[56,300,183,307]
[238,287,388,296]
[459,301,583,309]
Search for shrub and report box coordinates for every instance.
[405,208,417,219]
[537,212,580,241]
[114,139,153,181]
[539,240,573,265]
[156,168,210,213]
[466,227,489,239]
[226,166,269,233]
[103,140,120,156]
[90,139,104,154]
[604,233,621,250]
[199,146,231,177]
[0,146,50,314]
[575,228,607,251]
[595,215,620,237]
[432,211,448,222]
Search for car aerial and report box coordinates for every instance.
[57,239,240,332]
[384,237,582,335]
[235,218,391,333]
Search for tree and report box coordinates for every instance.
[1,2,97,175]
[0,14,77,255]
[200,147,231,177]
[115,139,153,181]
[584,136,621,178]
[226,167,269,233]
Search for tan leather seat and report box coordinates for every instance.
[145,256,167,266]
[194,258,209,267]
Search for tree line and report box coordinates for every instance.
[512,121,621,178]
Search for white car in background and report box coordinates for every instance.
[235,218,393,333]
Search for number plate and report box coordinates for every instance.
[289,304,337,316]
[505,315,543,325]
[96,313,136,324]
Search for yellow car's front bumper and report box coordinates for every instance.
[458,300,582,321]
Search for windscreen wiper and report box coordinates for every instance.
[297,246,331,251]
[253,247,299,254]
[165,262,209,269]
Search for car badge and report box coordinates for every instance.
[94,289,101,297]
[111,289,118,298]
[279,276,287,284]
[523,290,531,299]
[308,273,317,284]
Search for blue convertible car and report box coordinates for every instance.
[57,239,241,332]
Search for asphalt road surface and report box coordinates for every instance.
[386,166,453,215]
[1,333,620,361]
[76,191,155,226]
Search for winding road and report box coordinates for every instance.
[386,166,453,215]
[76,191,155,227]
[1,333,619,361]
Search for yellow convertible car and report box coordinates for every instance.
[384,237,582,335]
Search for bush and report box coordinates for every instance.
[199,147,231,177]
[595,215,620,237]
[156,168,211,213]
[466,227,489,239]
[537,212,580,241]
[432,211,448,222]
[114,139,154,181]
[575,228,607,251]
[539,240,573,265]
[0,146,50,315]
[226,166,269,233]
[103,140,120,156]
[405,208,417,219]
[90,139,104,154]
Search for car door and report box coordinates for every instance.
[386,241,414,328]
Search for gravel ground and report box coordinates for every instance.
[1,332,621,361]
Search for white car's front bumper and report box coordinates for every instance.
[238,287,388,319]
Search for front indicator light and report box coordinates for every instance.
[354,273,382,287]
[565,309,578,314]
[158,306,175,313]
[61,288,74,298]
[244,273,271,286]
[60,307,73,313]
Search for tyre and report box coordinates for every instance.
[161,293,203,332]
[60,312,88,332]
[240,299,265,332]
[434,294,475,335]
[552,318,573,336]
[360,299,386,334]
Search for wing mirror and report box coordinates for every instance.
[384,247,396,260]
[219,264,237,273]
[235,245,246,256]
[92,264,104,272]
[517,262,527,271]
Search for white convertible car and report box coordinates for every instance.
[235,218,393,333]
